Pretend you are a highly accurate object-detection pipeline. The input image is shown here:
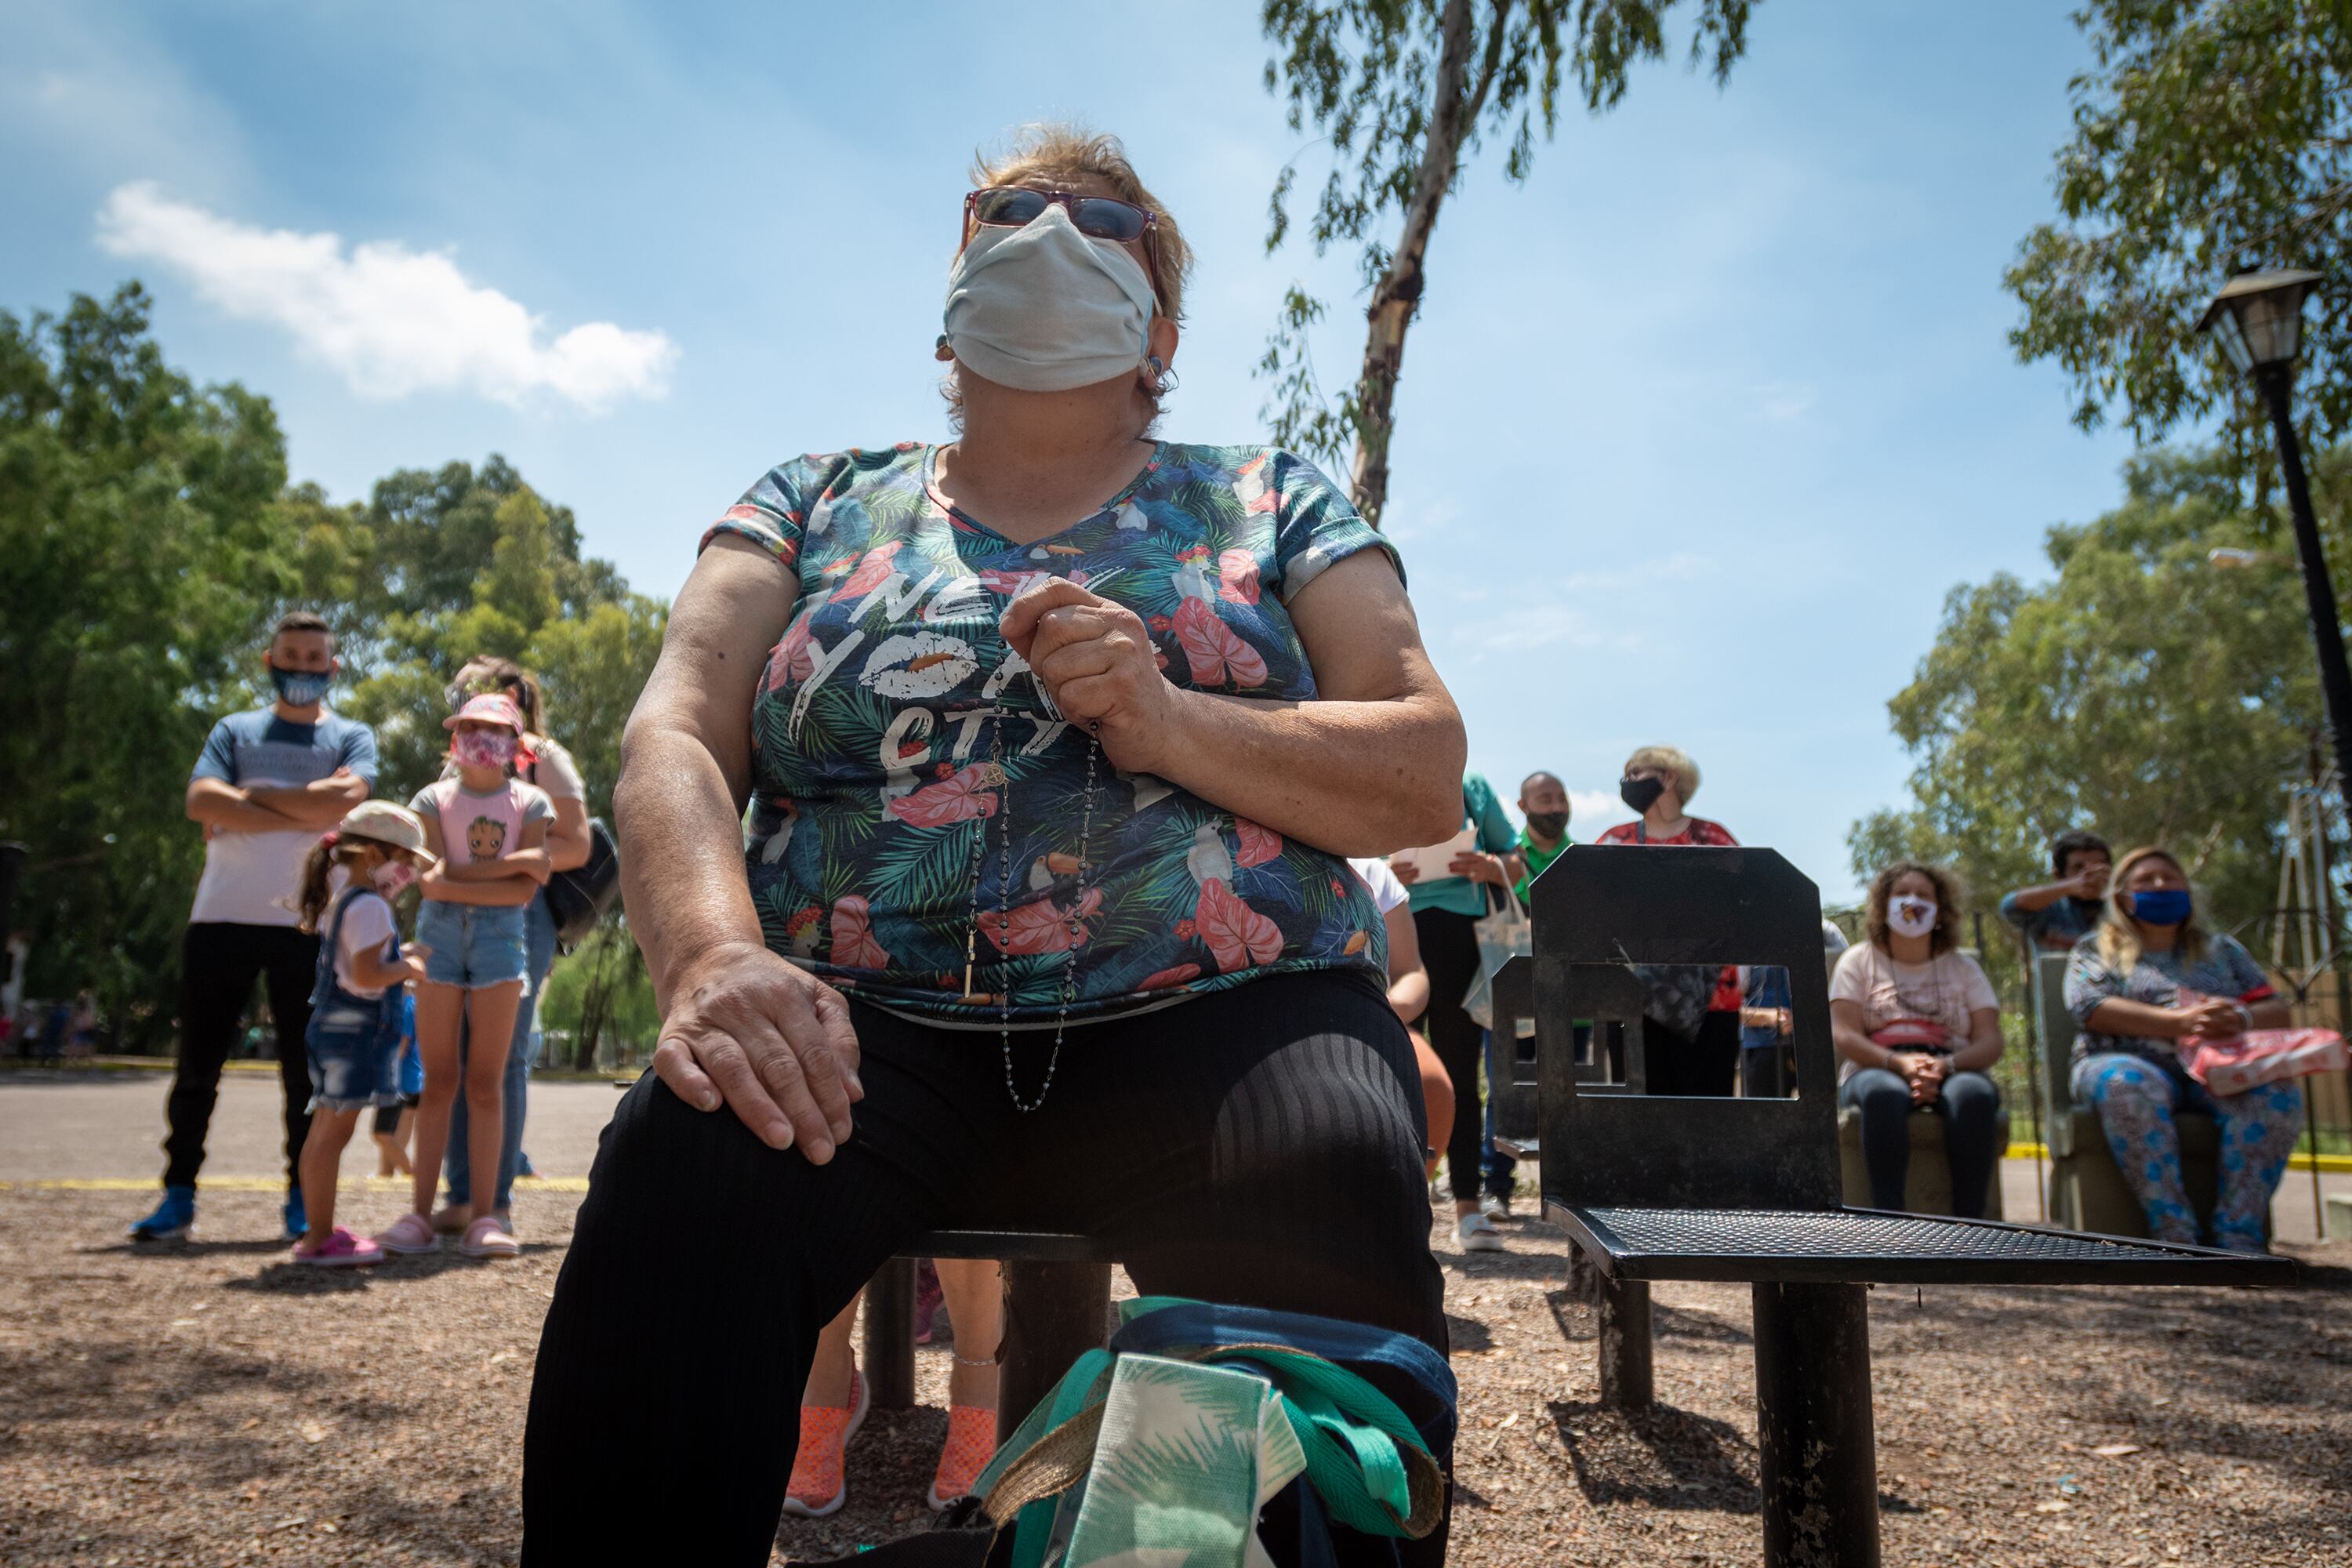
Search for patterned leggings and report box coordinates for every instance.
[2071,1053,2302,1250]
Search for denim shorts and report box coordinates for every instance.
[416,899,530,989]
[308,1003,401,1112]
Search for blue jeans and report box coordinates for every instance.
[2071,1051,2302,1250]
[446,893,556,1212]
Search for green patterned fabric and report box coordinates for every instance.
[975,1297,1432,1568]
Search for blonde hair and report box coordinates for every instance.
[2096,845,2209,971]
[1864,861,1965,956]
[1624,745,1700,804]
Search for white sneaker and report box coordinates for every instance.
[1479,1193,1509,1221]
[1456,1213,1504,1253]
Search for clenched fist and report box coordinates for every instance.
[1000,578,1184,775]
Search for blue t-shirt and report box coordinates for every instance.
[188,708,379,927]
[1403,774,1519,919]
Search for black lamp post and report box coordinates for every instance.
[2197,268,2352,806]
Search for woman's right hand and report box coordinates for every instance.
[651,940,864,1162]
[1389,858,1420,886]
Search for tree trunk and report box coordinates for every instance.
[1347,0,1508,527]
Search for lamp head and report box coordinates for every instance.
[2197,267,2323,376]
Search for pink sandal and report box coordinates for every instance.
[373,1212,438,1254]
[293,1227,384,1269]
[460,1214,520,1258]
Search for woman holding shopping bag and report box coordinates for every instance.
[1390,771,1519,1252]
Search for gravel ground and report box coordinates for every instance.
[2,1185,2347,1566]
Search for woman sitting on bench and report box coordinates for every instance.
[520,125,1465,1566]
[1828,862,2004,1216]
[2063,845,2301,1253]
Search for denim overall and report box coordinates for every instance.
[303,888,405,1111]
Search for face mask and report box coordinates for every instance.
[1888,896,1938,939]
[1619,776,1665,816]
[269,664,332,707]
[372,861,418,898]
[452,728,519,770]
[2129,887,2194,927]
[943,202,1155,392]
[1525,811,1569,840]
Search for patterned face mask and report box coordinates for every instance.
[269,664,332,706]
[452,728,518,770]
[371,860,419,898]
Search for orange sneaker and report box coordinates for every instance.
[780,1370,867,1519]
[927,1403,998,1512]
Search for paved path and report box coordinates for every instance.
[2,1070,2343,1239]
[0,1072,626,1187]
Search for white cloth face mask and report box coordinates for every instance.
[943,201,1156,393]
[1888,897,1938,940]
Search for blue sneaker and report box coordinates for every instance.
[130,1185,198,1242]
[282,1189,307,1243]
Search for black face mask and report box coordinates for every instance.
[1619,776,1665,816]
[1525,811,1569,840]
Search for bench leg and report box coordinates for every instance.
[997,1260,1112,1447]
[1595,1275,1652,1410]
[864,1257,917,1410]
[1752,1282,1878,1568]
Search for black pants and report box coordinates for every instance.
[522,970,1450,1566]
[1838,1068,2002,1218]
[162,923,320,1189]
[1640,1009,1741,1098]
[1411,906,1504,1203]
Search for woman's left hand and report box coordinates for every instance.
[1000,579,1179,775]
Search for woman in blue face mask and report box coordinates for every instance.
[2061,845,2303,1251]
[521,125,1467,1562]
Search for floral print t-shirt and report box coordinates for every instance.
[703,441,1403,1023]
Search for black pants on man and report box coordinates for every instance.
[522,970,1450,1567]
[161,922,320,1189]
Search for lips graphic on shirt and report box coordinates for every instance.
[861,632,978,700]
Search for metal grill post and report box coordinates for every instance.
[1596,1275,1653,1409]
[1753,1281,1878,1568]
[864,1256,917,1409]
[996,1259,1112,1446]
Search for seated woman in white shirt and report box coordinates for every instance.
[1828,863,2004,1217]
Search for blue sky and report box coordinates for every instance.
[2,2,2140,903]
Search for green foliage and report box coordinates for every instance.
[0,285,304,1035]
[1,283,667,1041]
[1256,0,1757,468]
[1849,445,2352,967]
[2006,1,2352,469]
[538,916,661,1069]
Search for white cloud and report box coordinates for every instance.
[1570,789,1635,834]
[94,183,676,412]
[1750,379,1818,423]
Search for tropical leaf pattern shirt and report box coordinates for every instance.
[702,441,1403,1023]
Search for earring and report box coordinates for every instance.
[936,334,950,350]
[1145,354,1164,376]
